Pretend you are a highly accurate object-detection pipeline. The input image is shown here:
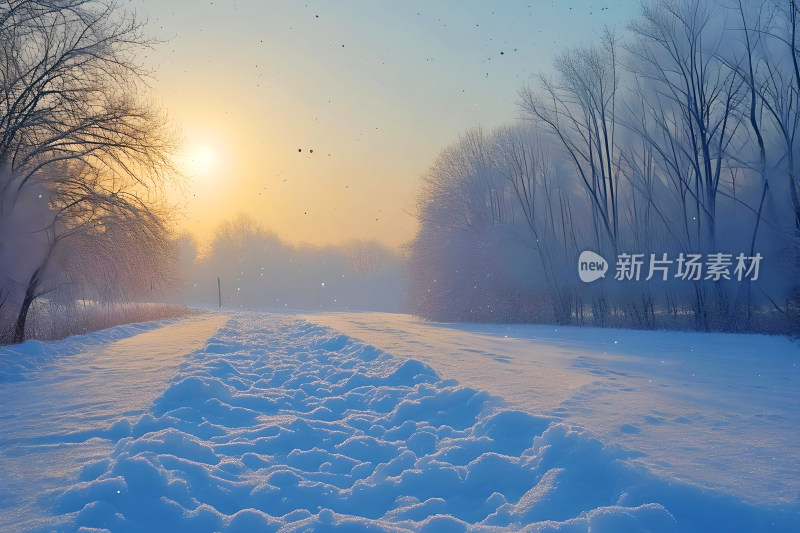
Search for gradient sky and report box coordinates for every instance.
[134,0,638,248]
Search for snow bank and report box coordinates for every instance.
[0,320,169,383]
[39,313,796,531]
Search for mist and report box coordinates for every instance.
[177,214,408,312]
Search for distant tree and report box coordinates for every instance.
[342,240,403,275]
[187,214,406,312]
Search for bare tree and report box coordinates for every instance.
[728,0,800,234]
[0,0,178,342]
[520,29,623,253]
[627,0,746,251]
[492,125,582,323]
[756,0,800,231]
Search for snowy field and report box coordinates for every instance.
[309,313,800,507]
[0,310,798,532]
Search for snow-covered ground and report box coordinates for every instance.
[308,313,800,508]
[0,310,798,531]
[0,314,227,530]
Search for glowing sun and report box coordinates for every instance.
[182,144,218,179]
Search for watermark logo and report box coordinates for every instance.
[578,251,763,282]
[578,251,608,283]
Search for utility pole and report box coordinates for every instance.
[218,277,222,308]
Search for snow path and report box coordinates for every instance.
[306,312,800,508]
[0,314,227,531]
[0,310,797,531]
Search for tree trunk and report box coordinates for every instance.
[12,267,42,344]
[13,287,36,344]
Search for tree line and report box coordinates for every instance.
[178,214,407,313]
[410,0,800,333]
[0,0,179,343]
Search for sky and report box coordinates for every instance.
[134,0,638,249]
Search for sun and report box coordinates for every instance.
[181,144,218,179]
